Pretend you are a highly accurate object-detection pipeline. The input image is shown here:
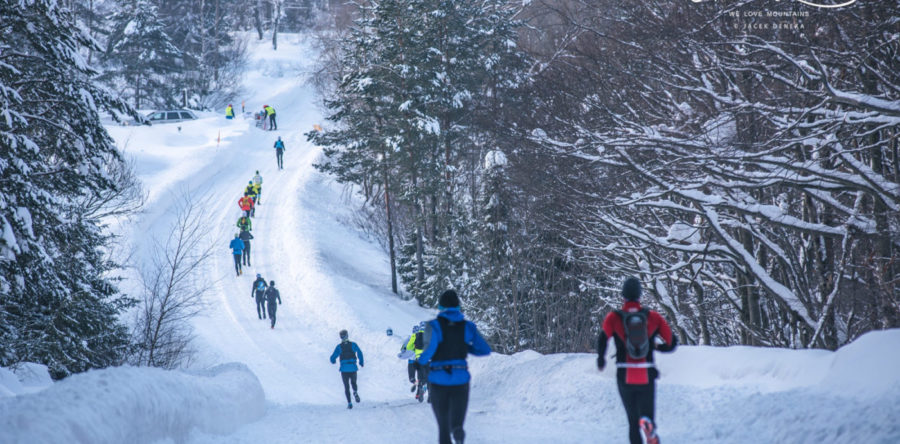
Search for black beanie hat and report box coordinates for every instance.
[439,289,460,308]
[622,277,642,301]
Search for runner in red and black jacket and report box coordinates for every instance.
[597,277,678,444]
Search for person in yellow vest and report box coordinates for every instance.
[225,104,235,119]
[244,181,258,217]
[252,170,263,204]
[405,322,429,402]
[264,104,277,130]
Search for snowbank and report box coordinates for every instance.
[466,330,900,443]
[0,363,264,444]
[818,329,900,396]
[0,363,53,398]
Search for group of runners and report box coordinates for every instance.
[231,172,262,276]
[330,280,676,444]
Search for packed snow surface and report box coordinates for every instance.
[2,34,899,444]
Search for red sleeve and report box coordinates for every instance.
[602,311,620,339]
[650,311,674,345]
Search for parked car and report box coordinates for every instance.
[145,109,198,124]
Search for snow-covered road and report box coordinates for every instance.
[2,33,898,444]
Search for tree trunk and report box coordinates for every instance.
[272,0,280,50]
[382,156,398,294]
[414,177,425,283]
[254,0,264,40]
[692,279,710,345]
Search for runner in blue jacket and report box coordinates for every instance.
[417,289,491,444]
[330,330,365,409]
[229,234,244,276]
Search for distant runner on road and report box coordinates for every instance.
[274,137,285,170]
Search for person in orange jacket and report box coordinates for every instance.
[238,192,254,218]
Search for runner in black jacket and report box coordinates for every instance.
[250,274,268,319]
[264,281,282,329]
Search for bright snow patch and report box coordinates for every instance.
[484,150,508,169]
[0,363,264,444]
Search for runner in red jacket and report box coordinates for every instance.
[238,193,254,217]
[597,277,677,444]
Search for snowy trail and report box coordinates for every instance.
[87,34,900,444]
[112,34,438,412]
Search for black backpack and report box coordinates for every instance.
[414,331,424,349]
[340,342,356,361]
[617,308,650,359]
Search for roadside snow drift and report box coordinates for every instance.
[0,363,264,444]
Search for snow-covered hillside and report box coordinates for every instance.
[2,34,899,444]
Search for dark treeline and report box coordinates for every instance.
[311,0,900,352]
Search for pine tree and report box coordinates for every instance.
[470,149,519,350]
[156,0,245,108]
[102,0,185,108]
[395,0,530,306]
[0,0,135,379]
[312,0,532,311]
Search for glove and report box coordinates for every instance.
[658,334,678,352]
[279,302,282,305]
[597,356,606,371]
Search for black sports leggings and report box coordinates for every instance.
[232,254,241,274]
[617,380,655,444]
[430,382,469,444]
[341,371,358,403]
[242,242,251,265]
[267,303,277,327]
[255,296,266,319]
[408,362,417,383]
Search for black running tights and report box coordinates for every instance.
[429,382,469,444]
[341,371,358,403]
[617,380,655,444]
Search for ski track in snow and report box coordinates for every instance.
[3,34,899,444]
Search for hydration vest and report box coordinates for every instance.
[414,331,424,350]
[431,317,467,363]
[616,308,650,359]
[340,342,356,362]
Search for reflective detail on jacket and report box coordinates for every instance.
[406,333,424,359]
